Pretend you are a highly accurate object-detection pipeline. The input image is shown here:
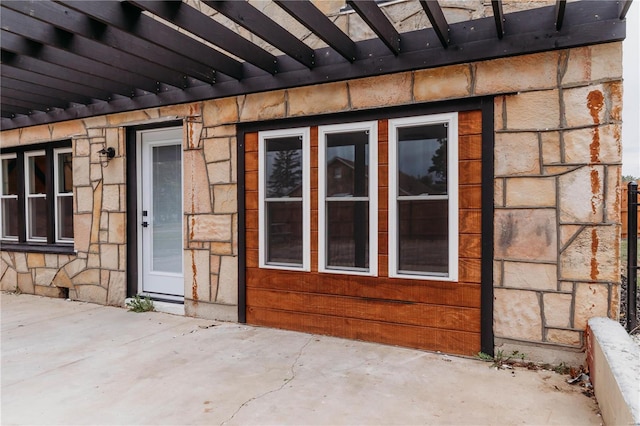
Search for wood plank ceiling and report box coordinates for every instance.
[0,0,631,130]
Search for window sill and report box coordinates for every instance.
[0,242,76,255]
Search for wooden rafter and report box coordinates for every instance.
[347,0,400,55]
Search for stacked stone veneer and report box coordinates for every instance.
[0,42,623,360]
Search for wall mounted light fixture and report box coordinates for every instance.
[98,147,115,159]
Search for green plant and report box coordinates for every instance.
[553,362,570,375]
[126,295,155,312]
[477,350,526,368]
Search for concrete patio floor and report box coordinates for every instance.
[1,293,601,425]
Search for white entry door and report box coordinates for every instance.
[138,127,184,300]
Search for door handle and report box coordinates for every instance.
[142,221,149,228]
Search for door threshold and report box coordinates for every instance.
[124,298,185,316]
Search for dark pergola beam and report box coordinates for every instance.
[419,0,450,47]
[128,1,278,75]
[203,0,315,69]
[58,1,243,80]
[1,88,69,111]
[347,0,400,55]
[5,1,215,85]
[1,104,35,117]
[275,0,357,62]
[2,96,51,112]
[619,0,633,19]
[492,0,505,39]
[555,0,566,30]
[1,77,93,106]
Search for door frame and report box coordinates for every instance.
[126,120,184,299]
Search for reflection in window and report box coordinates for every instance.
[26,152,47,241]
[1,155,18,239]
[56,150,74,242]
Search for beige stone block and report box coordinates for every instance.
[119,244,127,270]
[216,256,238,305]
[52,120,85,140]
[74,139,91,157]
[52,270,74,289]
[87,253,100,268]
[75,186,93,213]
[560,226,619,282]
[184,150,213,214]
[560,282,574,293]
[605,165,621,224]
[559,165,604,223]
[546,329,581,346]
[90,164,102,182]
[563,125,621,165]
[288,82,350,116]
[1,251,14,267]
[232,214,238,255]
[45,254,58,268]
[74,284,107,304]
[102,269,110,290]
[83,115,108,129]
[605,81,623,123]
[102,185,120,212]
[574,282,609,330]
[494,96,505,130]
[207,161,231,185]
[34,268,56,286]
[230,138,237,183]
[19,125,51,145]
[494,179,504,207]
[494,209,557,262]
[107,271,126,306]
[108,110,153,126]
[475,52,557,95]
[72,269,100,286]
[206,125,236,139]
[239,91,286,122]
[87,128,104,138]
[63,258,87,278]
[210,255,221,275]
[27,253,46,268]
[203,138,230,163]
[17,273,34,294]
[349,73,412,110]
[203,97,238,126]
[0,129,21,148]
[73,155,91,187]
[101,157,125,185]
[213,184,237,214]
[543,165,580,176]
[34,285,66,298]
[543,293,572,328]
[494,133,540,176]
[0,267,17,291]
[541,132,561,165]
[211,242,233,255]
[564,85,606,128]
[414,64,471,101]
[503,261,557,290]
[562,47,591,86]
[505,177,556,207]
[185,249,210,302]
[99,230,109,243]
[185,119,203,150]
[190,214,232,242]
[100,244,119,270]
[158,102,201,118]
[493,260,503,286]
[505,90,560,130]
[591,43,622,81]
[559,224,583,249]
[14,253,28,273]
[494,288,542,341]
[108,213,126,244]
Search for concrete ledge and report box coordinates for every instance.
[586,317,640,426]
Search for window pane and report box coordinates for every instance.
[326,200,368,269]
[266,137,302,198]
[398,200,448,274]
[2,198,18,238]
[28,155,47,194]
[57,196,74,240]
[267,201,302,264]
[2,158,18,195]
[58,152,73,193]
[397,124,448,196]
[28,197,47,240]
[326,131,368,197]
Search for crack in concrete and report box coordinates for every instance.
[220,336,313,426]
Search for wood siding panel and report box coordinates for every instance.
[244,110,484,356]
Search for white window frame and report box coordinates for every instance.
[258,127,311,271]
[388,113,459,281]
[0,153,18,241]
[318,121,378,276]
[54,148,73,243]
[24,150,47,243]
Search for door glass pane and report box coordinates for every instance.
[152,145,182,274]
[2,158,18,195]
[326,200,369,269]
[28,197,47,240]
[265,136,302,198]
[2,198,18,238]
[57,152,73,193]
[266,201,303,264]
[57,196,74,240]
[397,124,448,196]
[398,199,448,274]
[326,131,368,197]
[28,155,47,194]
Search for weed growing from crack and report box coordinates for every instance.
[126,295,155,313]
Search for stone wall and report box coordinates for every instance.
[0,42,623,361]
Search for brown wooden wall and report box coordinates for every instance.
[244,111,483,356]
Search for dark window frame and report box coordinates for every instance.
[0,140,75,254]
